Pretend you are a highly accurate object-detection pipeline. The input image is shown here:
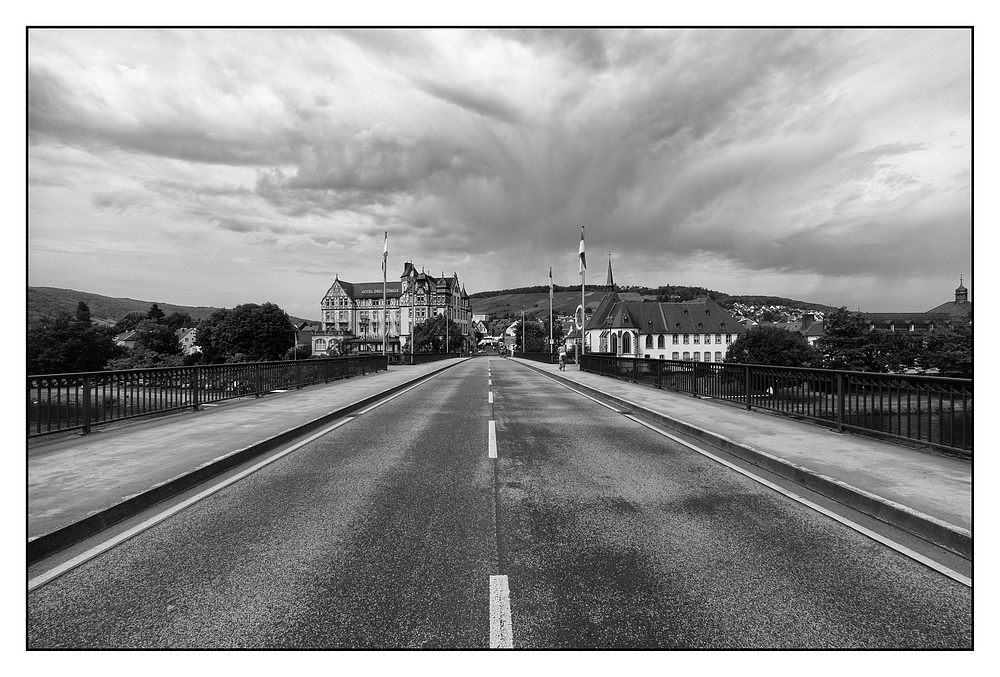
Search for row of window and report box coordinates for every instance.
[648,352,725,362]
[645,334,733,349]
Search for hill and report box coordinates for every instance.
[470,285,836,320]
[28,287,317,327]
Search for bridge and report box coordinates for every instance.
[27,356,972,648]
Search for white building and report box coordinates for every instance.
[583,293,746,362]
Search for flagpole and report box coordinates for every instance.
[382,231,387,358]
[579,225,586,370]
[549,266,553,361]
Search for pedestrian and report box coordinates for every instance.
[558,348,566,371]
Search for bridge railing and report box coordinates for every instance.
[579,355,972,455]
[27,355,388,439]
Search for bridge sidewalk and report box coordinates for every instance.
[512,358,972,559]
[28,359,466,561]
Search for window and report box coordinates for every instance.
[611,334,618,354]
[316,339,327,350]
[715,334,722,344]
[715,352,722,361]
[693,334,700,344]
[683,334,689,344]
[704,353,711,362]
[705,335,711,344]
[672,334,679,344]
[725,334,732,343]
[672,352,679,360]
[645,334,653,349]
[622,333,631,354]
[657,334,665,349]
[693,352,700,361]
[683,351,690,360]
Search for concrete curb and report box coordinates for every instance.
[517,360,972,560]
[28,359,467,565]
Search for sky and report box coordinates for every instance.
[27,27,973,318]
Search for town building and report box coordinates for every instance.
[863,278,972,335]
[583,292,746,362]
[311,263,473,356]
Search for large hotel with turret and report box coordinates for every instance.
[310,263,472,357]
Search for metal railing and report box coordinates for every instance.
[28,355,388,439]
[580,355,972,455]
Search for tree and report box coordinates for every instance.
[28,312,123,374]
[724,325,819,367]
[923,320,973,378]
[164,311,195,333]
[113,311,147,335]
[817,307,925,373]
[75,301,92,325]
[411,314,463,353]
[194,302,295,362]
[106,347,184,370]
[147,303,166,323]
[131,319,182,355]
[514,317,565,353]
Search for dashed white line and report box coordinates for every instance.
[488,420,498,458]
[489,574,513,648]
[489,391,493,404]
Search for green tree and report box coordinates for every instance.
[194,303,294,362]
[411,314,463,353]
[106,347,185,370]
[724,325,819,367]
[28,312,123,374]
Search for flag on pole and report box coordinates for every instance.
[382,231,388,277]
[578,226,587,275]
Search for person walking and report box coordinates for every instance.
[558,347,566,371]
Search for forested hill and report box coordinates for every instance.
[469,284,836,318]
[28,287,316,327]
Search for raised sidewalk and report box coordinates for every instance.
[514,357,971,560]
[28,356,971,564]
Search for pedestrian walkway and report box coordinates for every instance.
[514,358,971,558]
[28,359,467,560]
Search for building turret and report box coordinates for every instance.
[955,275,968,303]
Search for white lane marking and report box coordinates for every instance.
[489,575,513,648]
[489,379,492,386]
[488,420,498,459]
[624,414,973,588]
[29,417,358,592]
[489,391,493,404]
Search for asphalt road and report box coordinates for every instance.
[27,357,972,649]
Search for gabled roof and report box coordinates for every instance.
[326,278,402,299]
[586,294,743,335]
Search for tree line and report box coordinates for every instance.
[724,307,972,378]
[28,301,301,374]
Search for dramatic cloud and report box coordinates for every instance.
[27,28,972,316]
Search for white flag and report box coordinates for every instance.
[578,226,587,275]
[382,231,388,276]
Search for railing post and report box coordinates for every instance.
[656,359,662,389]
[836,372,845,433]
[82,375,92,434]
[632,357,638,384]
[744,365,752,410]
[191,366,200,410]
[692,363,700,398]
[255,363,262,398]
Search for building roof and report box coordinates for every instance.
[327,279,403,299]
[586,293,744,335]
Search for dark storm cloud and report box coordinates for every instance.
[28,28,971,311]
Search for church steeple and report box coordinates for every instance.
[606,252,615,291]
[955,275,968,303]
